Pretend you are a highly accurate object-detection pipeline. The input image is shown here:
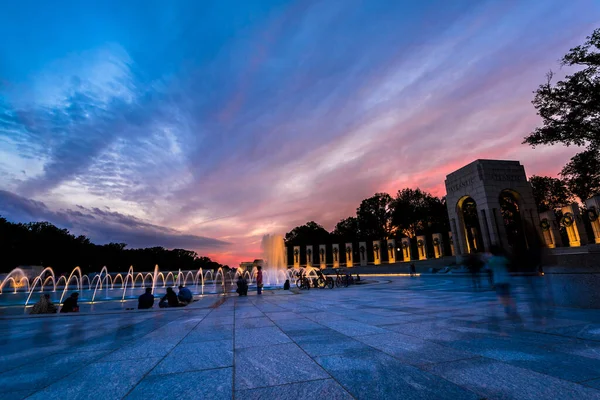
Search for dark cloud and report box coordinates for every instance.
[0,190,228,250]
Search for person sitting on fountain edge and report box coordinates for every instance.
[30,294,58,314]
[159,287,183,308]
[60,292,80,313]
[178,285,193,304]
[138,288,154,309]
[236,275,248,296]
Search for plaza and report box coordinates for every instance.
[2,277,600,399]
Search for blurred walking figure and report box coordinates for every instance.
[488,246,519,319]
[409,263,416,277]
[465,253,484,291]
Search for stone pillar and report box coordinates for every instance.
[387,239,396,263]
[561,204,588,247]
[372,240,381,265]
[319,245,327,269]
[293,246,300,268]
[416,235,427,260]
[585,196,600,244]
[358,242,367,266]
[538,211,562,248]
[453,216,469,256]
[478,209,492,252]
[448,232,455,256]
[401,238,411,261]
[305,245,313,268]
[332,244,340,268]
[345,243,354,267]
[432,233,443,258]
[285,246,288,267]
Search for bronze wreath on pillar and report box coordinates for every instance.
[560,213,574,227]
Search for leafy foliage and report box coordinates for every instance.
[529,175,572,212]
[524,29,600,150]
[0,217,224,274]
[355,193,394,239]
[560,150,600,202]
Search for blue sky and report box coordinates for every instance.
[0,0,598,265]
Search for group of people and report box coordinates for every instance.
[236,265,263,296]
[139,285,194,309]
[29,292,79,314]
[29,285,196,314]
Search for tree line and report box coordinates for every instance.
[284,189,450,264]
[0,217,226,275]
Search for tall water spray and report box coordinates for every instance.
[261,234,286,271]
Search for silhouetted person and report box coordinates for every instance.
[256,266,263,295]
[356,274,361,282]
[410,263,416,277]
[159,287,183,308]
[138,288,154,309]
[283,279,290,290]
[30,294,57,314]
[60,293,79,313]
[236,276,248,296]
[178,285,193,304]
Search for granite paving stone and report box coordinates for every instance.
[315,348,480,399]
[235,378,354,399]
[27,358,162,400]
[235,343,329,390]
[235,326,292,349]
[126,368,233,400]
[356,332,477,366]
[149,340,233,375]
[6,275,600,399]
[180,324,233,344]
[425,357,600,400]
[0,351,108,393]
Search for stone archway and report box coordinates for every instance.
[457,196,484,253]
[445,160,541,258]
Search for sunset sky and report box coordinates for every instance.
[1,0,598,266]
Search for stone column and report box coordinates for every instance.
[387,239,396,263]
[332,244,340,268]
[319,245,327,269]
[448,232,455,256]
[416,235,427,260]
[345,243,354,267]
[401,238,411,261]
[585,196,600,244]
[358,242,367,266]
[538,211,562,248]
[285,246,288,267]
[293,246,300,268]
[305,245,313,268]
[478,208,492,252]
[453,216,469,256]
[432,233,443,258]
[561,204,588,247]
[372,240,382,265]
